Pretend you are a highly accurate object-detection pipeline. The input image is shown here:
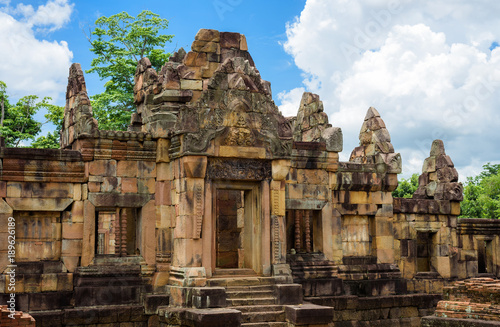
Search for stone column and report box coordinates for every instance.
[270,159,292,279]
[170,156,207,287]
[81,200,96,266]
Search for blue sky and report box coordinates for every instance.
[1,0,500,181]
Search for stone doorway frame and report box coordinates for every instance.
[203,180,271,277]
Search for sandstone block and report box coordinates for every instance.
[181,79,203,90]
[158,205,175,228]
[220,32,241,49]
[272,159,291,181]
[157,138,171,163]
[138,178,156,194]
[121,178,138,193]
[0,181,6,198]
[182,156,207,178]
[6,182,22,198]
[321,126,343,152]
[100,177,119,192]
[0,199,13,214]
[61,239,82,256]
[195,29,220,42]
[117,160,138,177]
[450,202,460,216]
[157,162,174,181]
[185,52,208,67]
[41,273,58,292]
[219,145,266,159]
[73,183,81,201]
[430,139,445,156]
[156,181,172,206]
[422,157,436,173]
[61,256,79,273]
[172,239,203,267]
[71,201,84,223]
[89,159,117,177]
[6,198,73,211]
[62,222,84,239]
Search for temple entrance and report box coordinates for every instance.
[216,189,244,268]
[212,183,262,274]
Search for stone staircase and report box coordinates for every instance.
[207,269,288,327]
[288,252,343,298]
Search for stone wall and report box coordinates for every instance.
[0,28,499,327]
[0,305,35,326]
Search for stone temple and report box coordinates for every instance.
[0,29,499,327]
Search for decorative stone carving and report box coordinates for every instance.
[350,107,401,173]
[414,140,463,202]
[207,158,271,181]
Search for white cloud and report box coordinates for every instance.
[277,87,305,117]
[0,1,73,101]
[279,0,500,180]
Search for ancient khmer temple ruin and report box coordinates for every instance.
[0,29,499,327]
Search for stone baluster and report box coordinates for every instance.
[121,209,128,256]
[295,210,301,252]
[305,210,311,253]
[114,212,121,255]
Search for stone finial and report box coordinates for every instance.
[61,63,98,148]
[413,140,462,201]
[292,92,342,151]
[349,107,401,173]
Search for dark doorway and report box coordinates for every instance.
[216,189,244,268]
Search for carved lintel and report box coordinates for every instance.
[207,158,271,181]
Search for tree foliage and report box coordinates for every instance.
[460,163,500,219]
[86,10,173,130]
[0,81,63,149]
[31,104,64,149]
[392,173,419,198]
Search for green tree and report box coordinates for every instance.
[31,104,64,149]
[0,95,51,147]
[392,173,419,198]
[460,163,500,219]
[86,10,173,130]
[0,81,8,126]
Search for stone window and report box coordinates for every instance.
[15,211,62,261]
[416,231,436,272]
[96,208,137,256]
[477,238,493,274]
[286,209,321,254]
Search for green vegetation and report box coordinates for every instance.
[86,10,173,130]
[0,81,63,148]
[460,163,500,219]
[392,173,419,198]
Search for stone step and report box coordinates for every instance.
[226,285,275,292]
[227,290,274,299]
[213,268,257,276]
[232,305,283,313]
[227,297,276,306]
[242,310,285,323]
[207,276,276,287]
[241,322,287,327]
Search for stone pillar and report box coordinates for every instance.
[261,179,271,276]
[171,156,208,286]
[374,192,395,264]
[81,200,96,267]
[271,160,291,279]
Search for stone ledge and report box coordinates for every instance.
[285,303,334,325]
[421,316,500,327]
